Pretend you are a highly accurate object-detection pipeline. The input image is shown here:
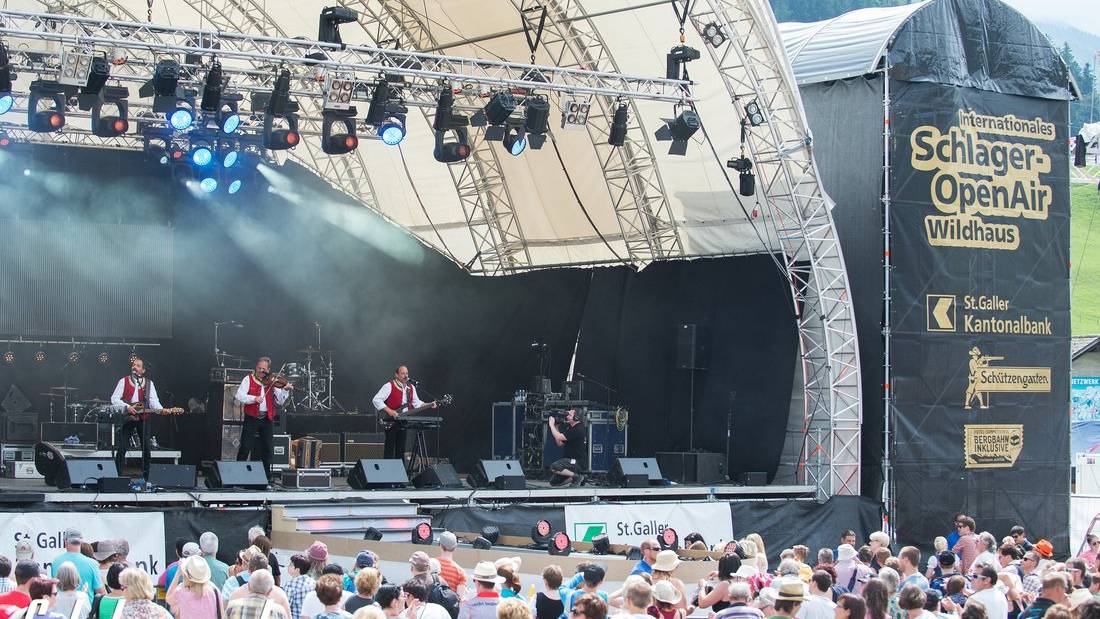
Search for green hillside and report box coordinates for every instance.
[1073,181,1100,335]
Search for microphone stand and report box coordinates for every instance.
[575,372,617,407]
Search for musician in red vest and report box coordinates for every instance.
[372,365,437,464]
[234,356,292,478]
[109,355,162,476]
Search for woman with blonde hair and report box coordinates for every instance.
[53,562,90,618]
[119,567,173,618]
[353,608,387,619]
[746,533,769,573]
[650,551,693,615]
[497,597,534,619]
[926,538,948,579]
[166,555,223,619]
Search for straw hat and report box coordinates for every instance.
[653,550,680,572]
[471,561,505,584]
[181,555,211,585]
[775,579,806,603]
[652,580,682,605]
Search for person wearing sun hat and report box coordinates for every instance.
[166,555,222,619]
[650,580,684,619]
[650,551,692,615]
[768,579,806,619]
[457,561,504,619]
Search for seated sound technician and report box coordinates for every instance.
[548,408,587,486]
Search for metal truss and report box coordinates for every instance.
[512,0,684,268]
[346,0,532,274]
[688,0,862,498]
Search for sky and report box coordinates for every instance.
[1001,0,1100,40]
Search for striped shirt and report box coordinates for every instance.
[437,557,466,594]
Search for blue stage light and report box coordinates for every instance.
[509,136,527,156]
[222,151,238,168]
[169,108,194,130]
[191,146,214,167]
[221,114,241,135]
[228,179,242,194]
[380,121,406,146]
[0,94,12,116]
[199,177,218,193]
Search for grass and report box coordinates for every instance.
[1073,181,1100,335]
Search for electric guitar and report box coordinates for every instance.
[378,394,453,430]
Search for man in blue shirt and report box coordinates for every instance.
[559,564,608,619]
[49,528,104,606]
[630,540,659,576]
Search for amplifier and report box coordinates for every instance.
[221,384,242,421]
[656,451,726,484]
[272,434,291,470]
[4,414,38,443]
[311,433,342,464]
[2,445,41,479]
[210,368,252,384]
[40,422,98,448]
[281,468,331,489]
[343,432,383,461]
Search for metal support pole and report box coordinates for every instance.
[881,66,895,534]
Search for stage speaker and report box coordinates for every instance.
[612,457,663,487]
[735,471,768,486]
[473,459,525,490]
[57,459,118,490]
[676,323,708,370]
[656,451,724,484]
[343,432,384,461]
[5,413,39,443]
[148,463,198,489]
[347,459,408,490]
[206,460,268,490]
[412,463,463,489]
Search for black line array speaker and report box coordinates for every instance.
[412,463,464,489]
[149,463,198,489]
[473,459,525,490]
[347,459,408,489]
[205,460,268,490]
[676,323,708,370]
[612,457,663,487]
[57,459,118,490]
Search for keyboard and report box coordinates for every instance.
[401,416,444,428]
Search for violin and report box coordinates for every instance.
[259,371,291,389]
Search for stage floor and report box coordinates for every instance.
[0,475,816,507]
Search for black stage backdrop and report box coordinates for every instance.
[0,146,797,477]
[888,80,1071,550]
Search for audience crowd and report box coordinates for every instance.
[0,515,1094,619]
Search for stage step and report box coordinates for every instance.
[275,501,430,541]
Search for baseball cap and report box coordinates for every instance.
[937,550,956,567]
[582,563,606,585]
[410,551,431,573]
[63,528,83,544]
[439,531,458,551]
[355,551,374,569]
[181,542,201,558]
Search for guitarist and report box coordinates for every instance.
[372,365,437,465]
[109,355,162,477]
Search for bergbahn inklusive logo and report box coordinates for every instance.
[910,110,1056,251]
[964,345,1051,410]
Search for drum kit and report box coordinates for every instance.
[38,386,111,423]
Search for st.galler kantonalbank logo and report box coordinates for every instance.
[573,522,607,542]
[964,345,1050,409]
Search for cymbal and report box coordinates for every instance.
[81,398,110,404]
[48,386,77,391]
[39,392,70,398]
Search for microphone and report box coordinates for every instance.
[408,379,419,386]
[233,322,244,328]
[575,372,586,378]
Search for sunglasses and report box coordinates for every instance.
[570,609,582,616]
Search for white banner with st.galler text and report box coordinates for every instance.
[564,502,733,547]
[0,512,167,576]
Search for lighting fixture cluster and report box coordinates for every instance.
[471,89,553,158]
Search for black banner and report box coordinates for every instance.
[888,80,1071,551]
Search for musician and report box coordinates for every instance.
[235,357,292,478]
[548,408,587,486]
[372,365,437,465]
[109,356,161,477]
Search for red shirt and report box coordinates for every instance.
[0,591,30,608]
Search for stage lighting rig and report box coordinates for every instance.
[323,73,354,111]
[608,101,629,147]
[318,6,359,45]
[198,61,242,136]
[58,48,94,87]
[523,95,550,150]
[3,350,15,365]
[655,107,700,156]
[366,79,407,146]
[27,80,66,133]
[727,155,755,197]
[190,140,215,167]
[262,68,300,151]
[503,124,527,156]
[666,44,700,81]
[702,23,727,48]
[433,89,472,163]
[0,130,9,147]
[141,58,183,113]
[200,60,224,112]
[0,42,13,116]
[321,108,359,155]
[476,91,517,143]
[658,527,679,551]
[411,522,433,545]
[74,55,111,111]
[91,86,129,137]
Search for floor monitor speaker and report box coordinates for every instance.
[348,459,408,489]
